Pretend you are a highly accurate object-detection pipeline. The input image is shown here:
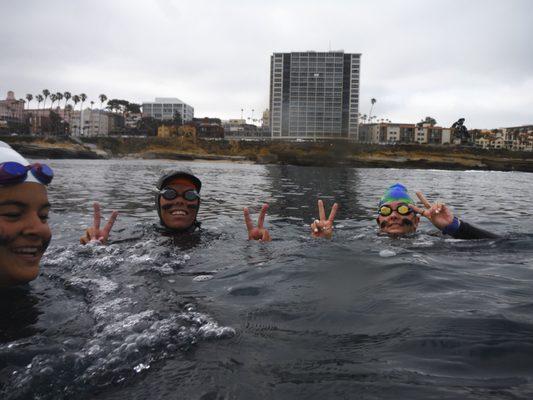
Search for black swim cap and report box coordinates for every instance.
[156,168,201,192]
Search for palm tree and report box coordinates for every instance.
[49,93,57,110]
[72,95,80,135]
[72,94,80,109]
[35,94,44,134]
[63,92,71,127]
[79,93,87,136]
[42,89,50,109]
[63,91,71,109]
[89,101,95,136]
[99,94,107,136]
[55,92,63,112]
[25,94,33,110]
[369,98,377,121]
[36,94,44,110]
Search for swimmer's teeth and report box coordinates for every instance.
[171,210,187,216]
[13,247,38,255]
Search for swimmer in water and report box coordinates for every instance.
[377,183,498,239]
[0,141,53,287]
[80,168,202,244]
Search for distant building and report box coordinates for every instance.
[269,51,361,140]
[0,91,25,124]
[193,117,224,139]
[223,121,270,140]
[178,124,197,140]
[142,98,194,122]
[262,109,270,128]
[358,122,451,145]
[157,125,179,138]
[22,107,72,135]
[24,109,54,134]
[70,109,115,136]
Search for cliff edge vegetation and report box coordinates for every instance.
[2,135,533,173]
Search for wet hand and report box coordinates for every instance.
[80,202,119,245]
[243,203,271,242]
[412,192,454,230]
[311,199,338,239]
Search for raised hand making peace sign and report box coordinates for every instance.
[243,203,271,242]
[310,199,339,239]
[412,192,454,230]
[80,202,119,245]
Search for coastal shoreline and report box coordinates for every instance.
[3,135,533,173]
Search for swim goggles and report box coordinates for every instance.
[378,203,414,217]
[0,162,54,185]
[158,187,200,201]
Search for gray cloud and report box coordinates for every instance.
[1,0,532,128]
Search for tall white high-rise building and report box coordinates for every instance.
[270,51,361,140]
[142,98,194,122]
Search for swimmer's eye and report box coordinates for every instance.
[397,205,410,215]
[39,214,49,222]
[0,212,22,219]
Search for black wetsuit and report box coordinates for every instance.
[448,220,499,240]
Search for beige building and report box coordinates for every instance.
[0,91,25,123]
[70,109,112,136]
[358,122,451,145]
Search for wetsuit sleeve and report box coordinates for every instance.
[442,217,499,239]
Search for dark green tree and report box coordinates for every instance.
[138,116,159,136]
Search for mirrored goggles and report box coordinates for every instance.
[0,162,54,185]
[159,188,200,201]
[378,203,414,217]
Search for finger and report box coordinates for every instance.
[243,207,254,233]
[411,205,425,214]
[411,205,430,218]
[261,229,270,242]
[312,219,320,233]
[327,203,339,222]
[257,203,268,229]
[93,202,102,230]
[415,192,432,209]
[101,211,119,238]
[318,199,326,221]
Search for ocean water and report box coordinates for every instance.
[2,159,533,400]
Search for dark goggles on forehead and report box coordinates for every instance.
[159,187,200,201]
[0,162,54,185]
[378,203,414,217]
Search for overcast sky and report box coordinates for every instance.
[1,0,532,129]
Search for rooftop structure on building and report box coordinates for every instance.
[269,51,361,141]
[142,97,194,122]
[0,91,25,123]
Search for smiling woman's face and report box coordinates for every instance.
[159,182,200,231]
[377,201,419,236]
[0,182,51,287]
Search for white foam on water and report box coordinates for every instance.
[379,249,397,258]
[193,275,214,282]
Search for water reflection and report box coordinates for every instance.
[263,165,362,223]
